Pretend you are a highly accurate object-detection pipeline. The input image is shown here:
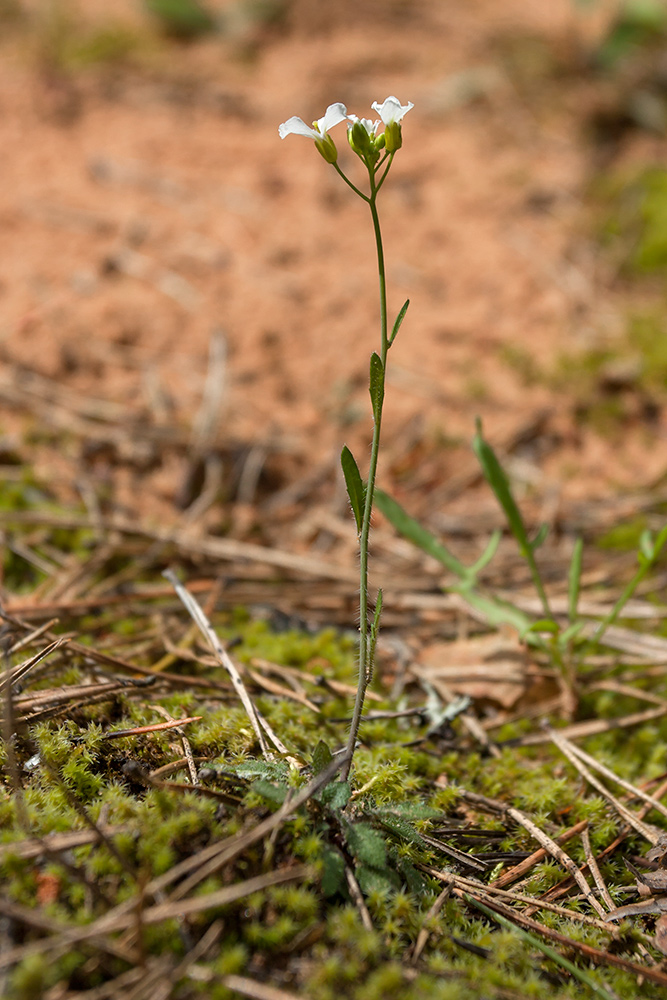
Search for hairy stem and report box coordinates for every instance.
[341,171,388,780]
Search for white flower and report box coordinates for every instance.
[371,96,414,126]
[347,115,381,136]
[278,102,348,141]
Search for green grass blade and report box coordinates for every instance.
[568,537,583,624]
[468,530,501,575]
[464,895,616,1000]
[591,523,667,650]
[456,586,537,638]
[472,419,552,618]
[472,419,530,554]
[374,488,467,579]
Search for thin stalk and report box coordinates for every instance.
[374,152,394,193]
[341,170,388,780]
[589,528,667,655]
[332,163,369,202]
[525,549,552,621]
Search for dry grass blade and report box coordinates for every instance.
[581,827,615,913]
[164,568,271,757]
[344,865,374,932]
[463,895,618,1000]
[246,665,320,713]
[101,864,313,929]
[459,890,667,989]
[558,733,667,823]
[0,510,360,585]
[0,825,123,862]
[505,805,607,917]
[492,819,589,889]
[165,569,300,764]
[149,705,199,783]
[101,716,202,740]
[516,705,667,745]
[7,617,60,653]
[0,896,137,967]
[524,777,667,915]
[425,867,615,931]
[0,866,311,973]
[222,975,313,1000]
[163,753,348,903]
[549,729,661,844]
[7,676,156,727]
[409,885,451,964]
[0,636,70,693]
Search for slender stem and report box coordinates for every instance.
[341,170,389,781]
[332,162,370,202]
[525,550,552,620]
[374,152,394,194]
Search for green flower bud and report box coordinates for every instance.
[314,132,338,164]
[384,121,402,153]
[348,120,372,158]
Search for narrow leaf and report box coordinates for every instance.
[472,419,529,554]
[640,528,655,563]
[369,352,385,423]
[389,298,410,346]
[375,488,467,579]
[568,537,583,623]
[558,621,585,647]
[468,530,501,576]
[341,445,365,534]
[473,418,552,619]
[532,523,550,550]
[522,618,559,637]
[456,586,535,637]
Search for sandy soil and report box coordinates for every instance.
[1,0,664,545]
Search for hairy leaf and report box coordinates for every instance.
[341,445,365,534]
[356,864,401,895]
[320,779,351,811]
[369,352,385,423]
[321,846,346,897]
[345,822,387,869]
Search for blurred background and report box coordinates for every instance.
[2,0,667,552]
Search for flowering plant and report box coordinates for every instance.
[279,97,413,777]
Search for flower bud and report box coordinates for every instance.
[384,121,402,153]
[314,132,338,164]
[348,120,372,158]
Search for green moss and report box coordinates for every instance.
[598,515,649,551]
[4,490,667,998]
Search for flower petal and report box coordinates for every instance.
[317,103,348,135]
[348,115,381,135]
[371,96,414,126]
[278,116,316,140]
